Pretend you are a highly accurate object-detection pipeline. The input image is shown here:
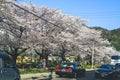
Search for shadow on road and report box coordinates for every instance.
[36,70,95,80]
[31,77,52,80]
[22,70,120,80]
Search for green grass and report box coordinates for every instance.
[20,68,50,74]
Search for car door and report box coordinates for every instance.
[0,58,3,80]
[2,58,16,80]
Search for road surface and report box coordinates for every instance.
[53,70,95,80]
[22,70,120,80]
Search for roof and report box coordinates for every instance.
[111,55,120,59]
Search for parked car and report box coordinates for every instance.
[0,51,20,80]
[95,64,116,80]
[55,62,86,78]
[115,63,120,74]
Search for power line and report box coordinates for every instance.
[7,2,64,29]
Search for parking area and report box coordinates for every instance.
[21,70,94,80]
[21,70,120,80]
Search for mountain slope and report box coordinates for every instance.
[92,27,120,51]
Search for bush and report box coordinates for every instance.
[47,60,59,67]
[81,62,100,69]
[17,62,37,69]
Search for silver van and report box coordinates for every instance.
[0,51,20,80]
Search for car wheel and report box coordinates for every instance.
[95,75,100,79]
[77,72,83,78]
[83,72,86,77]
[95,73,101,79]
[107,74,117,80]
[59,75,63,77]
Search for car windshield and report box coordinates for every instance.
[100,64,114,69]
[115,64,120,68]
[60,63,74,68]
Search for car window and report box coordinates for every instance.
[116,64,120,67]
[61,64,67,67]
[115,64,120,68]
[100,65,114,69]
[0,58,2,68]
[67,64,74,68]
[100,65,108,68]
[3,59,14,68]
[60,63,74,68]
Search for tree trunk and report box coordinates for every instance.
[11,54,18,65]
[60,52,66,64]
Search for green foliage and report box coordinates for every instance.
[81,62,100,69]
[17,62,37,69]
[109,29,120,51]
[93,27,120,51]
[74,55,82,62]
[47,60,59,67]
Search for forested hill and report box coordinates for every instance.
[92,27,120,51]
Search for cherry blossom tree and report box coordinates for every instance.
[0,2,119,66]
[0,2,28,64]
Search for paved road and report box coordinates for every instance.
[22,70,96,80]
[53,70,95,80]
[22,70,120,80]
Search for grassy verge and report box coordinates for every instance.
[20,64,100,74]
[20,68,50,74]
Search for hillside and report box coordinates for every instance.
[92,27,120,51]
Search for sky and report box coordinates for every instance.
[17,0,120,30]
